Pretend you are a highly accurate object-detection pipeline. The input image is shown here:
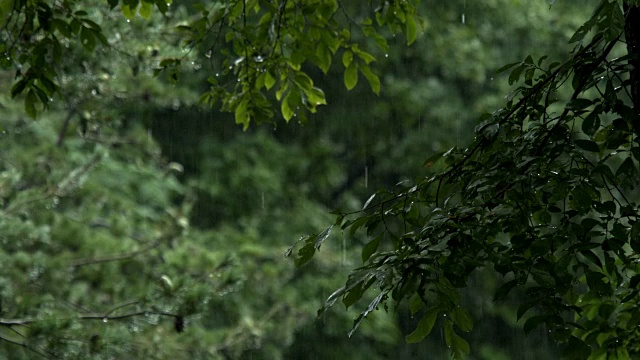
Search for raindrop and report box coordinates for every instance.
[384,54,389,58]
[205,50,212,58]
[461,13,465,24]
[103,318,108,323]
[254,55,264,63]
[261,192,265,210]
[126,19,130,23]
[215,73,219,77]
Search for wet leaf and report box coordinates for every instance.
[406,306,439,343]
[574,139,599,152]
[344,62,358,90]
[361,235,381,263]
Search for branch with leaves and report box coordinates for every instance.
[288,1,640,358]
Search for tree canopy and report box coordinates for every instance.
[2,0,640,359]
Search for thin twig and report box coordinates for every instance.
[69,236,170,267]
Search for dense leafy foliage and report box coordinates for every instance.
[1,0,424,127]
[2,0,637,359]
[289,1,640,359]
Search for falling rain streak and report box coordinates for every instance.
[462,0,466,24]
[364,166,368,188]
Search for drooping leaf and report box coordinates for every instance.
[406,307,439,343]
[344,62,358,90]
[574,139,600,152]
[361,235,381,263]
[452,307,473,332]
[348,292,385,337]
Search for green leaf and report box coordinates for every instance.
[234,99,251,129]
[361,235,381,263]
[315,42,332,73]
[630,222,640,253]
[409,294,424,315]
[359,64,380,95]
[523,315,549,334]
[582,112,600,136]
[574,139,599,152]
[496,61,521,74]
[348,292,385,337]
[406,307,439,343]
[154,0,169,14]
[264,71,276,90]
[294,243,316,267]
[452,307,473,332]
[25,89,38,118]
[10,79,28,98]
[517,298,540,320]
[344,62,358,90]
[122,3,137,19]
[616,347,630,360]
[561,336,591,360]
[423,151,445,167]
[444,319,469,359]
[281,96,294,122]
[571,186,593,214]
[79,26,96,51]
[508,64,525,85]
[493,279,518,301]
[313,225,333,250]
[342,282,366,308]
[305,87,327,108]
[581,249,602,268]
[139,1,153,19]
[585,270,610,296]
[568,98,593,111]
[342,50,353,68]
[616,157,636,179]
[405,15,418,45]
[293,72,314,91]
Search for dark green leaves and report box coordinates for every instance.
[285,225,333,267]
[561,337,591,359]
[406,307,439,343]
[445,319,470,360]
[582,111,601,136]
[574,139,600,152]
[361,235,381,263]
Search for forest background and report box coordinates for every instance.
[0,0,624,359]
